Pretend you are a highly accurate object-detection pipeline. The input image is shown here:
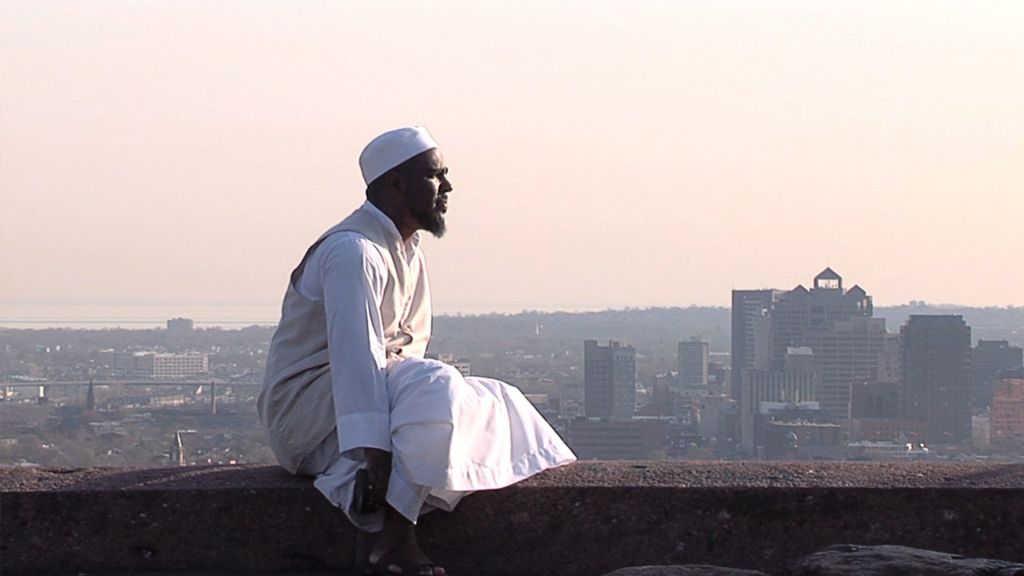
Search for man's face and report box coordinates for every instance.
[399,148,452,237]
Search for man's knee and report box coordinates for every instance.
[390,357,462,389]
[388,358,467,418]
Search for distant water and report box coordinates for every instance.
[0,302,647,329]
[0,303,280,329]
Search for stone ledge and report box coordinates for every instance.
[3,462,1024,575]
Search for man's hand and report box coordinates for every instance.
[363,447,392,509]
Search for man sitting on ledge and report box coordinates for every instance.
[258,126,576,576]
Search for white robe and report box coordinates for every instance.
[297,358,576,530]
[280,203,575,530]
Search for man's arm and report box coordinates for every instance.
[306,234,392,460]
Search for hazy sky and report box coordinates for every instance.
[2,1,1022,318]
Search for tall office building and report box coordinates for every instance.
[768,269,887,419]
[678,337,709,389]
[901,315,972,445]
[730,289,780,401]
[972,340,1023,409]
[584,340,636,420]
[769,269,872,365]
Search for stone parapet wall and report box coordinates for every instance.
[2,462,1023,575]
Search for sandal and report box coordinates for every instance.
[366,547,446,576]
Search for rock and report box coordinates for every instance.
[786,544,1024,576]
[601,566,771,576]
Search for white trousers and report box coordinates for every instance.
[297,357,576,532]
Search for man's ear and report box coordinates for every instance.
[384,170,403,192]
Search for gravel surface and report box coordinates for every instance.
[3,460,1024,492]
[520,460,1024,489]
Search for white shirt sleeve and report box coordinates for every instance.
[298,232,392,459]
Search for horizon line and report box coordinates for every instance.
[2,301,1022,330]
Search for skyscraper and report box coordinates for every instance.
[901,315,972,445]
[767,269,887,419]
[730,289,780,401]
[769,269,872,364]
[678,337,709,389]
[584,340,636,420]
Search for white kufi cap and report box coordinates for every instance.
[358,126,440,186]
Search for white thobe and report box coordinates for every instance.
[289,203,576,530]
[296,227,410,458]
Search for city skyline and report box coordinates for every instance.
[3,1,1023,316]
[5,298,1022,464]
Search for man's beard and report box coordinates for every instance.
[412,204,446,238]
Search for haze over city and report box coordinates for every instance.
[2,1,1022,321]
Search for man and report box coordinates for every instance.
[259,126,576,576]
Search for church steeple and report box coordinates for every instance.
[86,380,96,411]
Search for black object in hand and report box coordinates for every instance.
[352,468,380,515]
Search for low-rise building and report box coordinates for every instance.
[152,353,209,379]
[564,417,670,460]
[991,371,1024,441]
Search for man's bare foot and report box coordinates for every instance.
[368,506,444,576]
[369,539,444,576]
